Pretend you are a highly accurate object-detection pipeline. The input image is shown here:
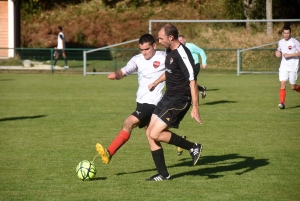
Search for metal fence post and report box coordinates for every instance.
[83,50,86,76]
[114,49,117,71]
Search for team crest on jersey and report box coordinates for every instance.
[288,45,292,50]
[153,61,160,68]
[170,58,173,64]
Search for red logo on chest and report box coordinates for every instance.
[153,61,160,68]
[288,46,292,50]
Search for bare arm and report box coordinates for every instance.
[190,80,202,124]
[148,72,166,91]
[283,52,300,58]
[108,70,126,80]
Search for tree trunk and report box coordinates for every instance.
[266,0,273,36]
[244,0,256,31]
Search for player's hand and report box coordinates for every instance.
[275,50,281,57]
[108,72,117,80]
[191,106,202,124]
[148,83,156,91]
[202,65,207,70]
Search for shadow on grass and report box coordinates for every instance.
[206,88,220,92]
[89,177,107,181]
[171,154,269,179]
[116,153,269,180]
[286,105,300,109]
[203,100,237,105]
[0,79,14,81]
[0,115,47,122]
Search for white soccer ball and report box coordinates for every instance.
[76,160,97,181]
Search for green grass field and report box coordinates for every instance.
[0,73,299,201]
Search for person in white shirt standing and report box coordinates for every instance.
[52,26,68,70]
[95,34,167,164]
[275,26,300,109]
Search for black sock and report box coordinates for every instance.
[53,59,57,66]
[169,132,194,150]
[64,58,68,66]
[151,149,169,177]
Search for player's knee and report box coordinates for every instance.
[148,131,159,141]
[122,118,135,131]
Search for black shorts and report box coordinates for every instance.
[131,103,156,128]
[55,49,65,54]
[153,95,191,129]
[194,63,200,80]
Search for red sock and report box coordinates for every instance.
[107,130,130,156]
[295,85,300,92]
[279,89,286,104]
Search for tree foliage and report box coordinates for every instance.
[224,0,300,19]
[21,0,92,14]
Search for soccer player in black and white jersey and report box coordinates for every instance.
[145,24,203,181]
[52,26,68,70]
[275,26,300,109]
[96,34,167,164]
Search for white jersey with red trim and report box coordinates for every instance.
[277,37,300,72]
[121,51,166,105]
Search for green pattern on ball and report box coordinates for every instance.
[76,160,97,181]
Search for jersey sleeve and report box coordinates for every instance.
[191,44,207,65]
[120,55,138,75]
[277,40,282,51]
[292,38,300,52]
[177,46,195,81]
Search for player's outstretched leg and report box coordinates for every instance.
[96,143,111,164]
[177,135,187,156]
[189,143,203,166]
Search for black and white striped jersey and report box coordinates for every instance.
[165,44,195,96]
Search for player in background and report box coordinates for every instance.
[178,35,207,99]
[275,26,300,109]
[52,26,68,70]
[145,24,203,181]
[95,34,167,164]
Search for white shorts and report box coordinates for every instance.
[279,71,298,84]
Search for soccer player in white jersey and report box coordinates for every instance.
[96,34,167,164]
[52,26,68,70]
[178,35,207,99]
[275,26,300,109]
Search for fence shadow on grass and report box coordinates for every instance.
[116,153,269,180]
[0,115,47,122]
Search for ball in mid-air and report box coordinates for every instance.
[76,160,97,181]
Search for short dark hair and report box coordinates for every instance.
[282,26,291,33]
[159,24,179,39]
[139,34,155,45]
[58,26,63,31]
